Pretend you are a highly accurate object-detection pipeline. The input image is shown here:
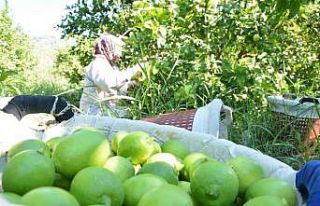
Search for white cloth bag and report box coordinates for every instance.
[192,99,233,139]
[0,113,304,205]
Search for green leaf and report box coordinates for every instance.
[275,0,290,13]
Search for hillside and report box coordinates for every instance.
[31,36,68,68]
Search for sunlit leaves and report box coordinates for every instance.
[57,0,320,118]
[0,7,36,96]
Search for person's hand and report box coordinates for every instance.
[131,63,147,82]
[130,70,145,86]
[296,160,320,205]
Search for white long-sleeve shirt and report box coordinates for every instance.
[79,55,140,116]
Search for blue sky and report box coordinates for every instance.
[1,0,77,37]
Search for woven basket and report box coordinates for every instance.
[143,109,197,131]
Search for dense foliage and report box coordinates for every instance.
[56,0,320,119]
[0,4,36,96]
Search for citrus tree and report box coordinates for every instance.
[57,0,320,118]
[0,3,36,96]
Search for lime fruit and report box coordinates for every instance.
[2,150,55,195]
[7,139,50,159]
[191,161,239,206]
[22,186,79,206]
[53,127,111,177]
[147,152,183,171]
[178,181,191,194]
[117,131,156,164]
[53,173,72,190]
[151,140,161,154]
[138,184,193,206]
[181,152,214,180]
[161,139,189,159]
[46,136,64,155]
[0,192,22,204]
[245,178,296,206]
[138,162,179,185]
[227,156,264,194]
[253,34,260,42]
[123,174,167,206]
[244,195,289,206]
[111,131,128,153]
[70,167,124,206]
[104,156,135,182]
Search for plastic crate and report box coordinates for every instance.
[142,99,233,139]
[143,109,197,131]
[267,95,320,153]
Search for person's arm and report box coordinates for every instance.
[86,59,128,91]
[296,160,320,205]
[123,62,148,81]
[87,59,146,92]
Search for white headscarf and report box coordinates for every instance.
[94,34,125,65]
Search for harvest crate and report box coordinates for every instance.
[142,99,233,139]
[267,95,320,153]
[143,109,197,131]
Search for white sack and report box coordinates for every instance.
[192,98,233,139]
[0,112,42,156]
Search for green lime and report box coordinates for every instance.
[151,140,161,154]
[161,139,189,159]
[178,181,191,194]
[70,167,124,206]
[46,136,65,155]
[227,156,264,194]
[147,152,184,171]
[2,150,55,195]
[53,127,111,177]
[138,184,193,206]
[123,174,167,206]
[53,173,72,190]
[104,156,135,182]
[117,131,155,164]
[138,162,179,185]
[245,178,296,206]
[191,161,239,206]
[7,139,50,159]
[253,34,260,42]
[244,195,288,206]
[22,186,79,206]
[0,192,22,204]
[182,152,214,180]
[111,131,128,153]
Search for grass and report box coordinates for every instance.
[229,106,320,170]
[18,42,82,108]
[20,78,82,108]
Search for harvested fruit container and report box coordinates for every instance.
[0,112,310,205]
[267,95,320,153]
[143,99,233,139]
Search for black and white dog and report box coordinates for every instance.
[1,95,74,123]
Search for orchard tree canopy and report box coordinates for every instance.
[56,0,320,118]
[0,4,36,95]
[59,0,315,38]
